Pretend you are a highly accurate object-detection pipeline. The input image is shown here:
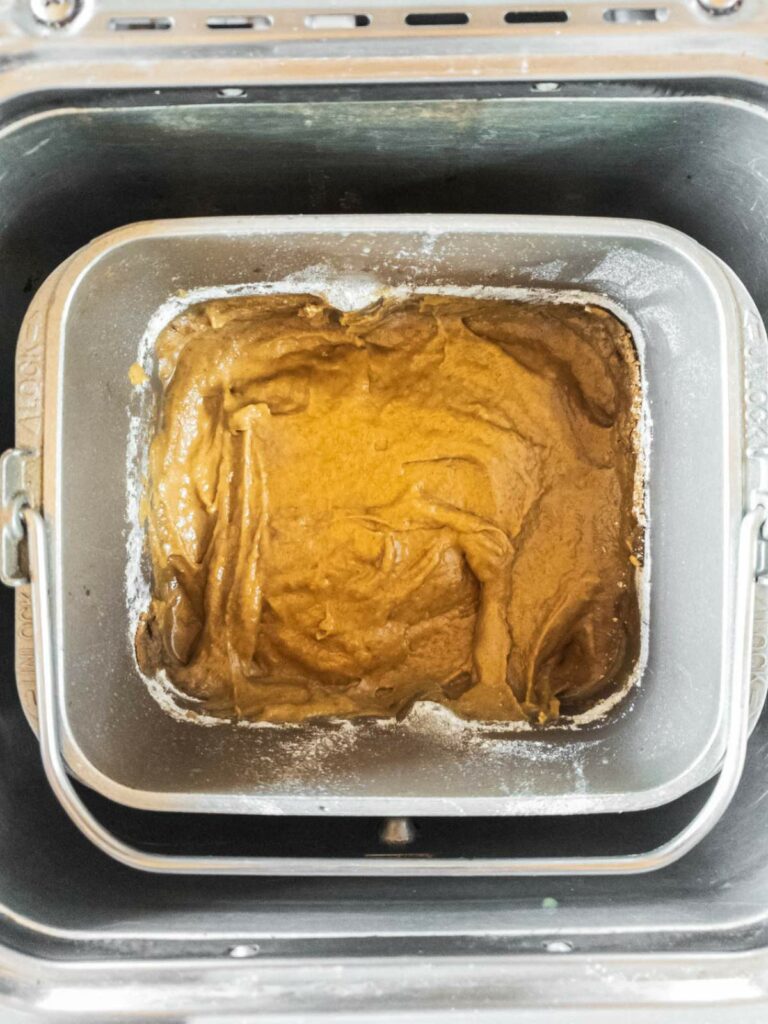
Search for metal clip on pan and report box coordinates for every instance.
[15,500,767,877]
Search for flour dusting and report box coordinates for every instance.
[125,266,651,752]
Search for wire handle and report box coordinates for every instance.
[23,503,766,876]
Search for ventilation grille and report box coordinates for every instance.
[41,1,747,45]
[99,5,686,35]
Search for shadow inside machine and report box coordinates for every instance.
[84,783,716,862]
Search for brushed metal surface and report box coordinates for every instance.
[17,211,760,817]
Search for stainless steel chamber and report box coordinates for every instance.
[2,26,768,1014]
[6,211,766,825]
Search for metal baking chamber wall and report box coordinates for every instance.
[1,82,768,961]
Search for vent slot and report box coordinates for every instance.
[505,10,569,22]
[305,13,371,28]
[207,15,272,29]
[108,15,173,30]
[603,6,669,21]
[405,11,470,25]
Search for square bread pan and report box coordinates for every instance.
[9,213,768,817]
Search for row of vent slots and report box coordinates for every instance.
[108,8,670,31]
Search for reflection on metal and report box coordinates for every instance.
[379,818,417,847]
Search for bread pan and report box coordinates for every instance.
[5,213,767,817]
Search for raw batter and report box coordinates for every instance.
[136,293,642,724]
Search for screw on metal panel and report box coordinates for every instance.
[30,0,81,27]
[379,817,417,847]
[697,0,743,13]
[543,940,573,953]
[227,944,260,959]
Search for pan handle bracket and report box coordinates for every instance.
[6,500,767,877]
[0,448,39,587]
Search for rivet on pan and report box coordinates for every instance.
[30,0,81,27]
[379,817,417,846]
[7,493,28,542]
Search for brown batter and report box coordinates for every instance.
[136,293,642,725]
